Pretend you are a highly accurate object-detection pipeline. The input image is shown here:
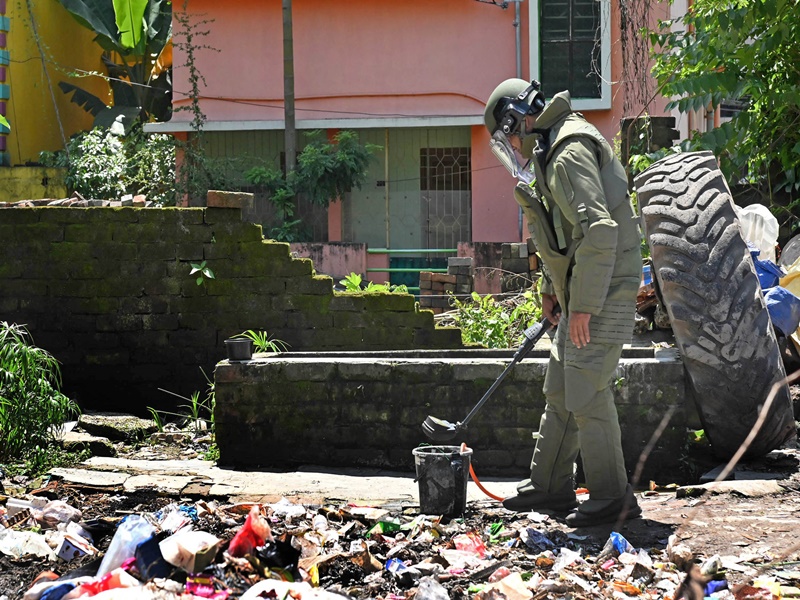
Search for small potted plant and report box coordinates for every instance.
[225,330,289,361]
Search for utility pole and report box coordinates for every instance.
[282,0,296,173]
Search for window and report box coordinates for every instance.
[419,147,471,192]
[530,0,611,110]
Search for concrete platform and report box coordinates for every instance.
[50,456,522,507]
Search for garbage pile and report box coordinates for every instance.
[2,491,797,599]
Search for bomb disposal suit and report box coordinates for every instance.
[484,79,642,522]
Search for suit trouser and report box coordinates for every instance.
[516,312,629,503]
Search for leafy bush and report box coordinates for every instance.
[449,290,542,349]
[648,0,800,206]
[40,124,177,204]
[125,128,177,205]
[245,130,379,241]
[0,322,79,463]
[338,272,409,294]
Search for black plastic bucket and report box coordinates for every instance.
[412,445,472,516]
[224,338,253,361]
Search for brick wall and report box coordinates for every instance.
[418,257,475,314]
[215,349,689,482]
[501,240,539,293]
[0,205,463,412]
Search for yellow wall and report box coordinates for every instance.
[6,1,109,164]
[0,166,66,202]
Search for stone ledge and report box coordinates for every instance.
[215,348,688,482]
[206,190,254,209]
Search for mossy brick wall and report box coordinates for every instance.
[215,350,690,482]
[0,207,463,411]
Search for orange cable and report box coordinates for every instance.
[460,440,590,502]
[469,462,504,502]
[460,444,504,502]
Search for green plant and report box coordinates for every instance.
[148,406,165,432]
[190,260,215,286]
[245,131,379,241]
[55,0,173,124]
[58,127,126,199]
[199,367,215,432]
[339,272,365,292]
[172,3,228,206]
[450,289,542,349]
[156,366,216,434]
[234,330,289,353]
[0,322,80,463]
[629,146,684,179]
[338,272,409,294]
[28,447,92,478]
[124,127,177,204]
[201,443,219,462]
[180,391,207,433]
[649,0,800,205]
[40,124,177,203]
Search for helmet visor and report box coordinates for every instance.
[490,131,533,183]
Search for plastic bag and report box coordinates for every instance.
[764,286,800,336]
[160,530,221,573]
[0,528,55,560]
[95,515,155,578]
[738,204,779,263]
[750,247,785,289]
[452,531,487,558]
[227,506,272,558]
[36,501,82,529]
[68,568,140,597]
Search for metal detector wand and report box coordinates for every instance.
[456,313,553,431]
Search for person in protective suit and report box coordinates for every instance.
[484,78,642,527]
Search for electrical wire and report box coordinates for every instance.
[4,56,512,183]
[24,60,487,121]
[469,462,504,502]
[460,442,504,502]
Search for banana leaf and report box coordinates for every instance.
[58,81,107,116]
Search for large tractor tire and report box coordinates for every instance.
[634,151,796,459]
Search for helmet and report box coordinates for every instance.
[483,79,546,135]
[484,79,546,182]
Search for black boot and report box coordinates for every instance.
[502,489,578,512]
[564,484,641,527]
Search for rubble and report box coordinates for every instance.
[1,479,799,600]
[1,420,797,599]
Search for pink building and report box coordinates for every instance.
[149,0,668,281]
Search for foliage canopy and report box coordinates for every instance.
[650,0,800,209]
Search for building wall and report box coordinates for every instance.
[166,0,524,242]
[170,0,515,124]
[6,1,105,163]
[164,0,671,246]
